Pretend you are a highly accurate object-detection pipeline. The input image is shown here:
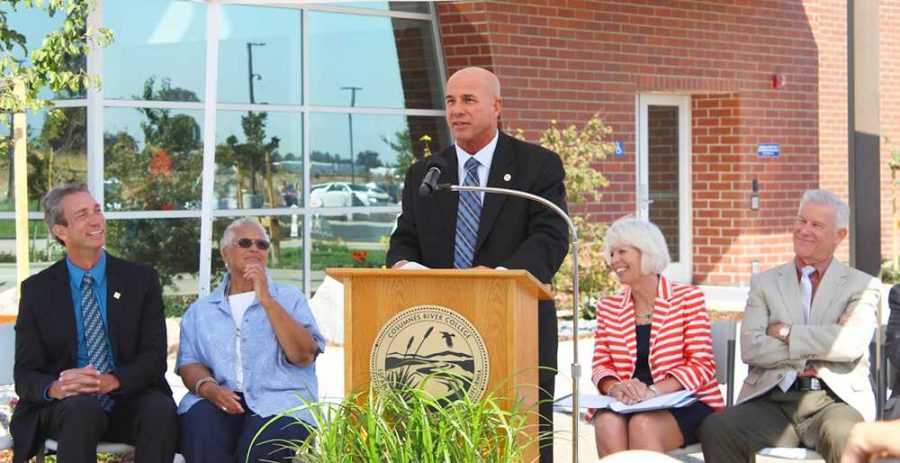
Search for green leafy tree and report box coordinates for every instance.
[0,0,112,149]
[103,78,203,288]
[355,149,382,169]
[515,114,618,320]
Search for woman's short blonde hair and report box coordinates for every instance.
[603,218,671,275]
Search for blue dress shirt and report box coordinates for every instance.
[66,251,116,369]
[176,273,326,424]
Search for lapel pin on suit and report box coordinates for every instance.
[503,173,511,182]
[113,291,122,300]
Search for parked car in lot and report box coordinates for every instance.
[309,182,391,207]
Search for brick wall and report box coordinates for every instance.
[883,0,900,266]
[436,0,897,285]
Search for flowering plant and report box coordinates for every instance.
[351,250,376,268]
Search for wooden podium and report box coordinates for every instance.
[326,268,553,461]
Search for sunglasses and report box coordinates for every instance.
[234,238,270,251]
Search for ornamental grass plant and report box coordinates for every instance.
[252,374,540,463]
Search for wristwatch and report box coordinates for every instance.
[777,324,792,343]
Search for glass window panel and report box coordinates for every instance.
[309,12,443,109]
[0,219,63,300]
[4,6,85,99]
[104,0,206,101]
[309,113,448,208]
[211,215,304,292]
[217,6,302,105]
[310,211,391,290]
[215,111,303,210]
[0,107,87,212]
[104,218,200,317]
[647,105,680,262]
[104,107,203,211]
[322,2,431,13]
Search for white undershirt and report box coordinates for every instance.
[228,291,255,392]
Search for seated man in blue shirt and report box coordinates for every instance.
[176,217,326,463]
[12,183,176,463]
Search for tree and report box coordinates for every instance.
[0,0,112,149]
[103,78,203,288]
[514,115,618,320]
[356,149,382,169]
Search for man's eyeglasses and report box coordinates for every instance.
[234,238,270,251]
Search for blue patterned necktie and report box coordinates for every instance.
[454,157,482,268]
[81,273,115,411]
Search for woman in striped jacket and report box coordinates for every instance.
[591,219,724,457]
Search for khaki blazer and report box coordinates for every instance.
[738,259,881,421]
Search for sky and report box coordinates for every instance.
[7,0,448,166]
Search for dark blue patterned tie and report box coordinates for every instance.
[454,157,482,268]
[81,273,115,411]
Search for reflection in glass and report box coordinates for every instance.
[4,7,85,99]
[309,12,442,109]
[307,113,450,207]
[647,105,680,262]
[104,218,200,316]
[212,215,304,292]
[104,0,206,101]
[322,2,431,13]
[310,212,392,289]
[104,106,203,211]
[215,111,302,210]
[0,107,87,211]
[309,113,448,207]
[0,219,62,287]
[218,6,302,105]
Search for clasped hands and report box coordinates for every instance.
[608,378,657,405]
[48,365,120,400]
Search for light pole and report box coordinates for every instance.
[246,42,265,104]
[341,86,362,184]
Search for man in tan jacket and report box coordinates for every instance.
[699,189,881,463]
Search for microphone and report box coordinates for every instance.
[418,156,448,197]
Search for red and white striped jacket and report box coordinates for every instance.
[591,276,725,411]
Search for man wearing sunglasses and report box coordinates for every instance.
[175,218,325,463]
[11,183,177,463]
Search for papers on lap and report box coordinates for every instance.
[557,390,696,414]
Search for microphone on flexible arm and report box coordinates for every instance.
[428,178,583,462]
[418,156,450,197]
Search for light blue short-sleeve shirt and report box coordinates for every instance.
[175,273,326,423]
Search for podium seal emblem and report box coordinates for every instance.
[371,305,489,401]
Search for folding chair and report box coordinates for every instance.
[754,329,887,463]
[668,319,737,456]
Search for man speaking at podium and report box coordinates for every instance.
[387,66,569,462]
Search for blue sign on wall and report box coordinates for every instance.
[613,141,625,157]
[757,143,780,158]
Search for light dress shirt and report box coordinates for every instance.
[455,130,499,203]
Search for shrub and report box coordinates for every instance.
[257,377,537,463]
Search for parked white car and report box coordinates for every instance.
[309,182,390,207]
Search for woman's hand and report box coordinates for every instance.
[608,379,654,405]
[199,382,245,415]
[244,261,272,304]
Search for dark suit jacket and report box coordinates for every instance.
[387,131,569,369]
[11,253,172,462]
